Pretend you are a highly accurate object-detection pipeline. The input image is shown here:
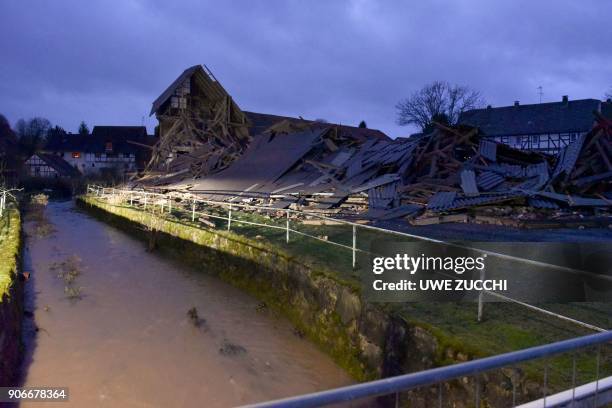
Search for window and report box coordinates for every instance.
[105,142,113,153]
[72,152,81,159]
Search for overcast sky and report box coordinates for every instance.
[1,0,611,138]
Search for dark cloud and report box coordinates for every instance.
[1,0,610,137]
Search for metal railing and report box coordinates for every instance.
[85,185,612,406]
[0,187,19,220]
[242,331,612,408]
[85,185,610,332]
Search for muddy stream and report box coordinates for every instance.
[19,201,352,407]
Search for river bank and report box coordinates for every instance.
[18,200,352,407]
[0,207,23,386]
[77,193,611,407]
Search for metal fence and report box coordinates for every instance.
[86,185,612,406]
[0,187,18,220]
[85,185,610,333]
[242,331,612,408]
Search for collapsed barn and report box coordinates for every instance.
[135,65,612,227]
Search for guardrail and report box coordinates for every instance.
[86,185,611,406]
[85,185,609,332]
[0,187,19,220]
[242,331,612,408]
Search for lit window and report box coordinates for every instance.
[105,142,113,153]
[72,152,81,158]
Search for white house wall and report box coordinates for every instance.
[52,151,136,174]
[25,156,59,178]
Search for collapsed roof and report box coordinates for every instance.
[147,65,252,177]
[144,64,389,184]
[138,65,611,226]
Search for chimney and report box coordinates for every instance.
[562,95,569,103]
[514,101,520,106]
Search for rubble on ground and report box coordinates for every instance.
[132,65,611,228]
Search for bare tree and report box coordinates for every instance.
[15,117,52,156]
[396,81,484,132]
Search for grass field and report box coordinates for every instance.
[0,208,21,301]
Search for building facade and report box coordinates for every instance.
[459,97,607,154]
[24,153,80,178]
[44,126,154,175]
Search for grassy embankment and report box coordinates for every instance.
[0,208,21,301]
[81,194,611,390]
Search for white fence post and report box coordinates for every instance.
[478,267,486,322]
[286,209,290,243]
[144,194,147,210]
[192,200,196,222]
[227,204,232,231]
[352,225,357,269]
[0,191,5,218]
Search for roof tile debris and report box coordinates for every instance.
[133,65,612,226]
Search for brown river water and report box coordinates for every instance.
[19,201,353,407]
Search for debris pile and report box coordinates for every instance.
[134,65,611,228]
[145,65,252,179]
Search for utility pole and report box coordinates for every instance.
[537,86,544,104]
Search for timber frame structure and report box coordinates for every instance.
[148,65,252,177]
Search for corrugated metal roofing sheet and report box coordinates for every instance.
[551,133,587,180]
[527,197,559,209]
[535,191,611,207]
[351,173,400,193]
[427,192,457,210]
[479,139,498,161]
[443,192,524,211]
[428,192,524,212]
[368,181,399,209]
[525,161,549,178]
[460,170,479,196]
[476,171,506,191]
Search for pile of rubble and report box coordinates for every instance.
[135,65,611,228]
[144,65,252,180]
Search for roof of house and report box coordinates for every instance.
[459,99,601,136]
[45,126,151,154]
[150,65,389,141]
[150,65,201,116]
[244,111,389,140]
[34,153,81,177]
